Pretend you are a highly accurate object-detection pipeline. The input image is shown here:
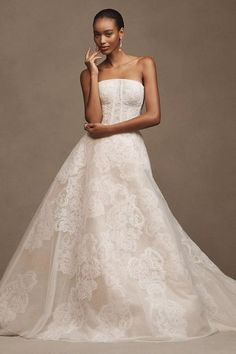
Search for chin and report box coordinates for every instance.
[101,48,111,53]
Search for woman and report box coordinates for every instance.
[81,11,160,139]
[0,8,236,343]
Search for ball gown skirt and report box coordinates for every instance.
[0,79,236,342]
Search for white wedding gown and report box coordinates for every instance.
[0,78,236,343]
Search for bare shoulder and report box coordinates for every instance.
[137,56,157,80]
[80,68,90,83]
[138,55,157,67]
[139,56,158,76]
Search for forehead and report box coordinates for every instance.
[93,17,116,32]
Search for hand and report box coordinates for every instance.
[84,47,102,76]
[84,122,113,139]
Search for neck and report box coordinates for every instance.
[105,49,129,67]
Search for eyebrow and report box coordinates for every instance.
[93,29,113,33]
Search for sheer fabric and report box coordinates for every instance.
[0,79,236,342]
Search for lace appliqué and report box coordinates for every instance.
[128,247,187,336]
[0,271,37,326]
[93,300,133,342]
[35,285,86,340]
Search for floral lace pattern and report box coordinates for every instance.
[0,271,37,326]
[0,79,236,342]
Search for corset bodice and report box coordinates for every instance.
[98,79,145,124]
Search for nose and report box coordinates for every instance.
[100,35,107,44]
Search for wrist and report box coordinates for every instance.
[90,72,98,80]
[108,124,116,135]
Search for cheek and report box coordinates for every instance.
[110,35,118,43]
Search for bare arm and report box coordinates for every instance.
[109,56,161,134]
[80,69,103,123]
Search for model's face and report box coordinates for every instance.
[93,17,123,54]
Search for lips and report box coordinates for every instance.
[101,46,109,50]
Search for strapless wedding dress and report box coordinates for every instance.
[0,78,236,343]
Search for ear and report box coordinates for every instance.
[119,27,124,37]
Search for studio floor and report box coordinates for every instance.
[0,331,236,354]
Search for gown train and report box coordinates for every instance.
[0,78,236,342]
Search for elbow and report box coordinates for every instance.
[151,113,161,125]
[85,117,102,124]
[85,110,103,124]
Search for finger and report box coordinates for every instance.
[87,54,102,64]
[85,47,91,60]
[93,47,101,53]
[85,47,90,57]
[89,50,102,59]
[93,58,102,63]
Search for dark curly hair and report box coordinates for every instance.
[93,8,124,30]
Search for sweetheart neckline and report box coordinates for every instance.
[98,78,144,88]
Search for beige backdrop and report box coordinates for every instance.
[0,0,235,278]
